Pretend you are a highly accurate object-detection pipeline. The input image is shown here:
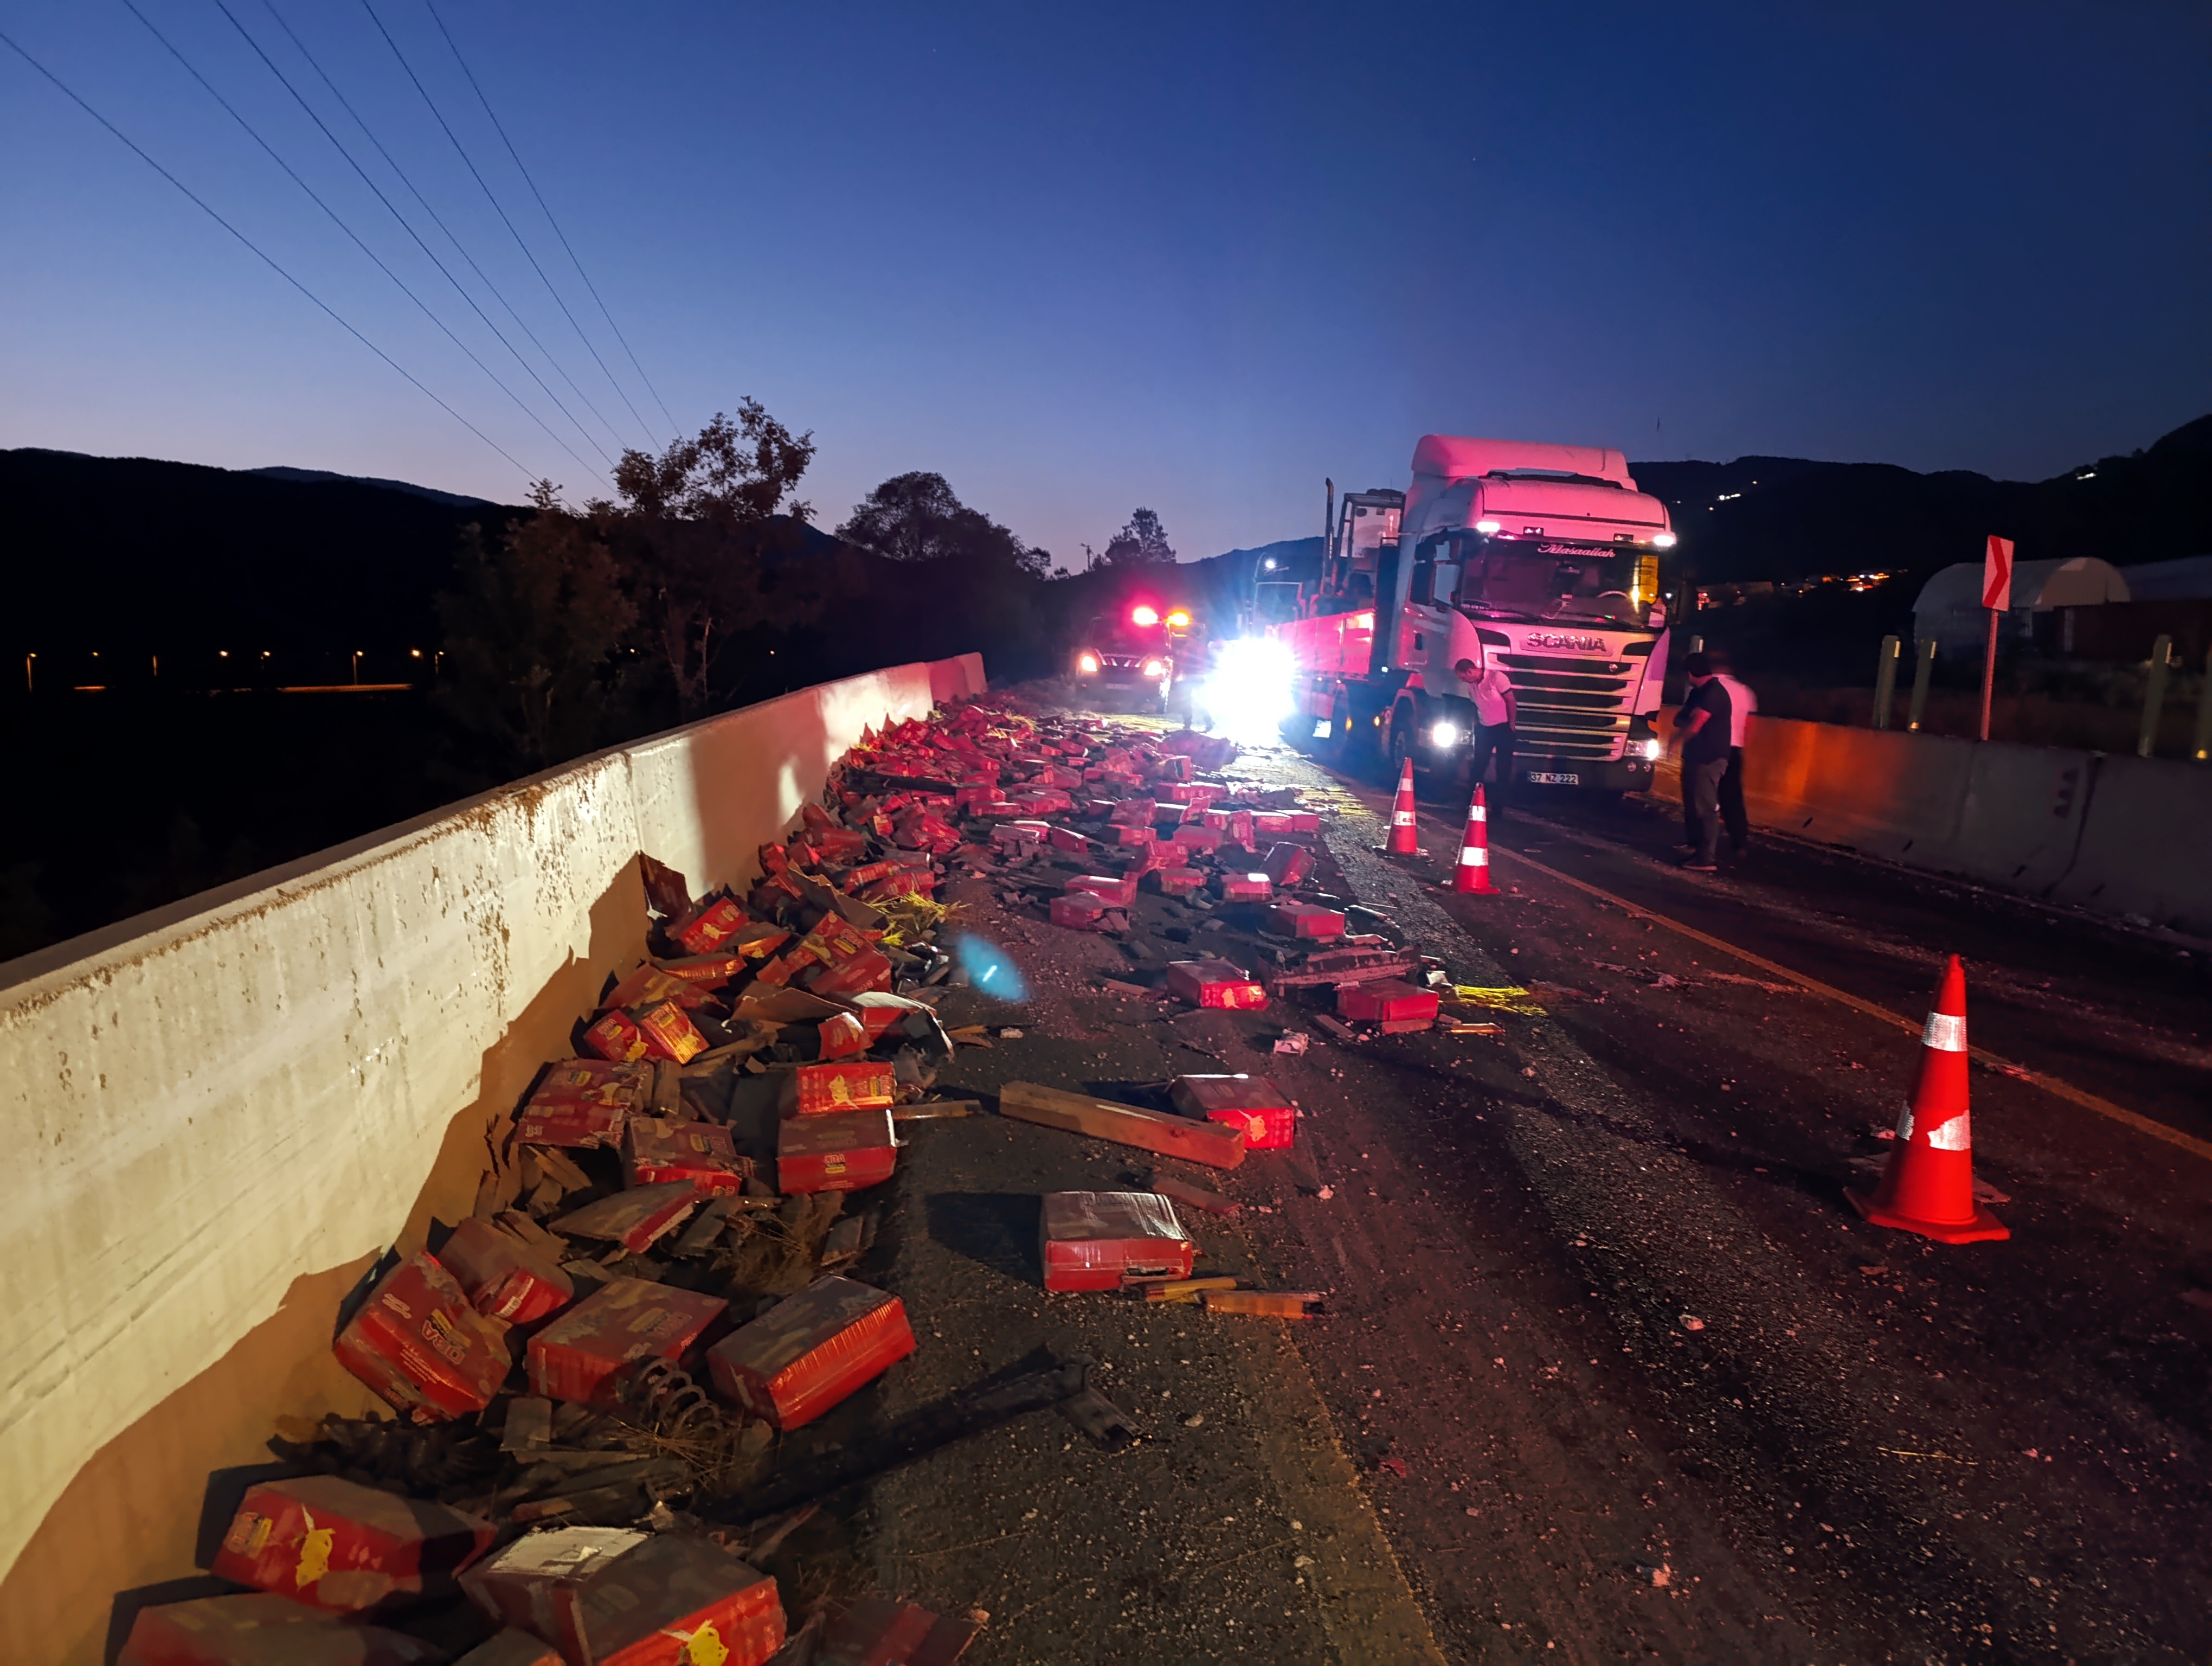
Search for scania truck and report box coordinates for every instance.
[1271,433,1677,794]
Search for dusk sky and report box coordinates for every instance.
[4,1,2206,563]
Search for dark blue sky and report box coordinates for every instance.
[4,2,2205,561]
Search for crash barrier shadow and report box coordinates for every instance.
[0,652,986,1665]
[1650,710,2212,937]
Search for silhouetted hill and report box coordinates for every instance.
[246,465,499,510]
[0,448,527,659]
[1630,414,2210,589]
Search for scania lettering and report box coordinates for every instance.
[1266,434,1675,795]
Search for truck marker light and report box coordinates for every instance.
[1652,533,1678,548]
[1142,659,1167,678]
[1167,610,1191,629]
[1429,721,1461,748]
[1078,652,1099,674]
[1131,605,1160,626]
[1475,520,1501,534]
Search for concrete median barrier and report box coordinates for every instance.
[0,653,983,1665]
[1647,707,2211,937]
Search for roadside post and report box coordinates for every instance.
[1906,638,1937,731]
[2138,633,2174,759]
[1872,635,1900,729]
[2195,647,2212,763]
[1978,535,2013,742]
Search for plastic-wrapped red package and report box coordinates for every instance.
[780,1061,897,1114]
[439,1216,574,1325]
[460,1530,785,1666]
[705,1275,916,1428]
[118,1593,442,1665]
[1217,872,1274,903]
[1066,874,1138,907]
[777,1109,897,1194]
[333,1253,510,1422]
[622,1117,752,1195]
[1168,1074,1296,1151]
[526,1277,728,1406]
[1337,978,1441,1024]
[1166,958,1268,1010]
[671,896,747,954]
[1267,901,1344,939]
[211,1474,492,1614]
[1040,1191,1194,1292]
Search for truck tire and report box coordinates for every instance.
[1384,715,1414,791]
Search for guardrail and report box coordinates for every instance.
[0,651,984,1664]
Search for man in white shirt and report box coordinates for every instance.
[1453,656,1519,809]
[1711,650,1756,857]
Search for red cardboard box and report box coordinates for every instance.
[671,897,748,955]
[1337,978,1441,1024]
[526,1278,728,1406]
[634,999,708,1065]
[780,1060,897,1115]
[439,1216,574,1325]
[600,966,706,1013]
[461,1530,785,1666]
[552,1181,702,1253]
[1047,824,1090,853]
[777,1108,898,1194]
[1066,873,1139,907]
[213,1474,493,1615]
[1050,894,1113,931]
[1108,823,1155,847]
[705,1275,916,1429]
[654,952,755,986]
[1040,1191,1194,1292]
[527,1059,650,1107]
[118,1593,443,1666]
[582,1009,651,1064]
[1266,901,1344,939]
[623,1117,753,1195]
[1148,867,1206,898]
[992,819,1050,847]
[1164,781,1219,807]
[335,1253,510,1423]
[1262,843,1315,887]
[817,1010,870,1059]
[1171,824,1221,855]
[805,947,895,996]
[515,1100,624,1150]
[1166,958,1268,1010]
[1168,1074,1296,1151]
[1217,872,1274,903]
[1108,798,1156,826]
[1252,811,1296,838]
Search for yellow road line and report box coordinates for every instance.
[1482,839,2212,1167]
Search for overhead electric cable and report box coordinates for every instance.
[256,0,633,455]
[0,24,532,478]
[424,0,676,435]
[361,0,661,448]
[196,0,615,473]
[111,0,599,481]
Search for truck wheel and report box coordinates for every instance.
[1385,719,1414,792]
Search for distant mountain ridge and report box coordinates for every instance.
[245,464,502,510]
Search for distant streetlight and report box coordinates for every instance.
[22,652,33,693]
[1264,558,1277,571]
[351,650,363,685]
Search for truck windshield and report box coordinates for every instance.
[1452,542,1648,627]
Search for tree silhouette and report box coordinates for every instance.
[1101,507,1175,567]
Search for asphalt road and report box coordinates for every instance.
[799,704,2209,1666]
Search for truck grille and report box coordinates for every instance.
[1497,651,1632,761]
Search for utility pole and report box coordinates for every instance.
[1979,535,2013,742]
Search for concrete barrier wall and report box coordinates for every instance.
[0,653,985,1664]
[1651,709,2211,936]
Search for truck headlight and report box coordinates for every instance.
[1639,736,1663,760]
[1077,652,1099,675]
[1142,659,1167,678]
[1429,721,1461,748]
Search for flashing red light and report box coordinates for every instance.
[1130,605,1160,627]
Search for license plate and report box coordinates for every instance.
[1311,720,1333,739]
[1526,771,1579,785]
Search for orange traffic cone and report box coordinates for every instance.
[1453,785,1498,894]
[1385,758,1420,855]
[1847,955,2008,1244]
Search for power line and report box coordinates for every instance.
[114,0,599,482]
[0,24,534,479]
[257,0,635,457]
[364,0,662,450]
[198,0,615,476]
[425,0,677,439]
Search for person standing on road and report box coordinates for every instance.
[1709,649,1756,859]
[1454,655,1518,811]
[1669,652,1732,871]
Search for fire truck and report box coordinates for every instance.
[1271,434,1676,794]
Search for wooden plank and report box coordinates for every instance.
[996,1080,1247,1170]
[1152,1174,1241,1218]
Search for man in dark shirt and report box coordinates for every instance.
[1669,653,1733,872]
